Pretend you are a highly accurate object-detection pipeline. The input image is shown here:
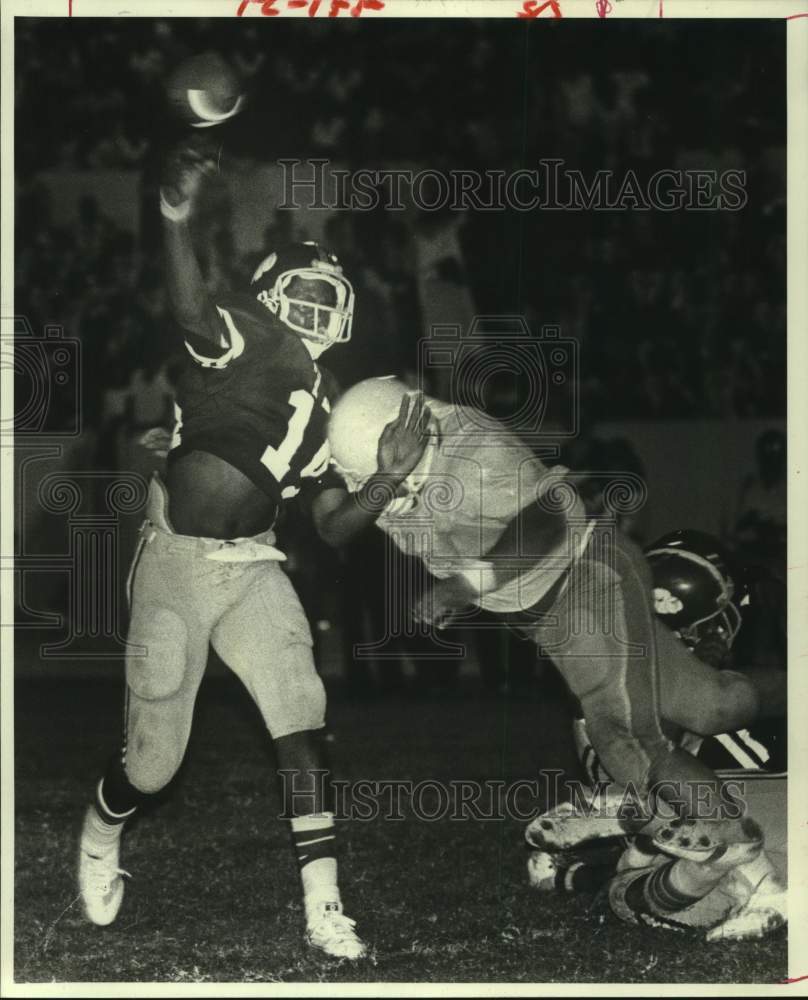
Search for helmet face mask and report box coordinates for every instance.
[677,601,742,651]
[252,245,354,348]
[646,529,744,663]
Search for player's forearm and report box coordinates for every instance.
[162,216,215,338]
[314,474,403,547]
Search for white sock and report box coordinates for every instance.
[290,813,340,921]
[302,858,340,919]
[735,849,785,893]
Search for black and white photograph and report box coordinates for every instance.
[2,1,806,992]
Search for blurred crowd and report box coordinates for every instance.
[16,18,785,428]
[14,19,787,691]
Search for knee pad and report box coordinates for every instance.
[124,716,187,794]
[292,670,327,735]
[126,607,189,701]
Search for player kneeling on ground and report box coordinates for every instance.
[525,531,786,942]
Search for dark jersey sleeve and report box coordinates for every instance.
[319,365,342,407]
[293,365,344,518]
[170,297,340,505]
[179,293,285,370]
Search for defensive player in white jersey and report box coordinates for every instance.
[312,377,783,932]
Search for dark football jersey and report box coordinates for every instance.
[167,293,338,504]
[690,717,787,774]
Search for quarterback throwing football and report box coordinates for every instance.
[77,140,366,960]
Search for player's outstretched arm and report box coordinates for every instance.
[313,393,432,547]
[160,139,222,344]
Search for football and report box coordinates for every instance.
[165,52,246,128]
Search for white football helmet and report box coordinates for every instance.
[328,376,421,493]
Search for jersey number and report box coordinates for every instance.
[260,389,330,495]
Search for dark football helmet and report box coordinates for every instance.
[250,241,354,347]
[644,530,743,654]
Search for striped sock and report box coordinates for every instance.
[557,861,616,894]
[97,750,144,821]
[94,778,137,828]
[84,785,128,850]
[625,860,702,918]
[290,812,340,920]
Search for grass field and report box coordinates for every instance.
[13,670,787,985]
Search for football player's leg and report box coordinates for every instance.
[535,532,669,825]
[654,621,760,737]
[79,536,211,926]
[527,837,626,894]
[698,776,786,941]
[213,563,365,960]
[539,531,756,837]
[607,823,786,938]
[609,856,740,932]
[543,533,777,931]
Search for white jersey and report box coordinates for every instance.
[376,401,589,614]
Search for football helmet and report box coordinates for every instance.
[251,242,354,347]
[328,376,432,494]
[644,530,743,651]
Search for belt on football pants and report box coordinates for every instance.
[142,474,287,563]
[495,519,596,638]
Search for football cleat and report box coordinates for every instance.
[652,817,763,865]
[526,850,559,892]
[705,891,786,942]
[78,807,129,926]
[525,792,643,852]
[306,901,367,960]
[705,852,786,942]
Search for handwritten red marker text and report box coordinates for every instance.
[517,0,563,17]
[237,0,384,16]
